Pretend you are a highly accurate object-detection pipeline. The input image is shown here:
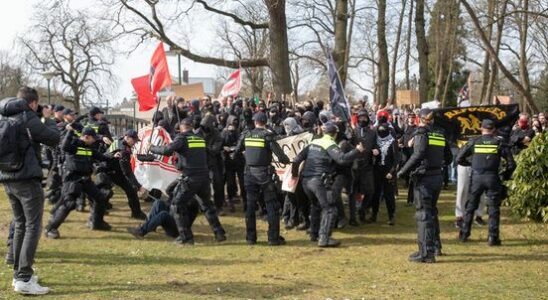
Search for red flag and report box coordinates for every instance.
[150,43,172,95]
[131,75,157,111]
[219,68,241,98]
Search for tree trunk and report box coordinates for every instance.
[415,0,429,103]
[518,0,533,112]
[265,0,292,98]
[486,0,508,105]
[405,0,414,90]
[343,0,357,88]
[479,0,495,105]
[377,0,389,106]
[460,0,539,112]
[334,0,348,87]
[390,0,408,103]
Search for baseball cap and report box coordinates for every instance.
[54,105,65,112]
[481,119,495,130]
[63,108,76,115]
[82,127,98,138]
[125,129,140,141]
[322,121,338,134]
[89,106,104,116]
[253,112,267,123]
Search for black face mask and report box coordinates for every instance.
[359,120,369,128]
[378,129,389,138]
[193,120,201,129]
[378,116,388,124]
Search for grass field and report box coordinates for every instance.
[0,185,546,299]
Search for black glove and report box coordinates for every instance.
[136,154,155,162]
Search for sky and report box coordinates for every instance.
[0,0,218,105]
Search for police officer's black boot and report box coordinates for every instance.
[459,214,473,243]
[89,198,111,231]
[318,208,340,248]
[487,204,502,246]
[45,205,71,239]
[488,236,501,246]
[309,206,321,242]
[203,208,226,242]
[171,204,194,245]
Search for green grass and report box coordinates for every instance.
[0,185,546,299]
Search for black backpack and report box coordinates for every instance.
[0,106,30,172]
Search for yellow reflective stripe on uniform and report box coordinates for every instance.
[474,144,498,154]
[76,147,92,156]
[311,135,336,150]
[188,142,206,148]
[85,125,100,133]
[428,133,446,147]
[108,140,120,153]
[245,137,266,148]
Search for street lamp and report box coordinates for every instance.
[42,70,61,105]
[131,92,137,130]
[165,47,182,85]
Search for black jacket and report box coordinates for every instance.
[62,130,110,176]
[106,138,141,189]
[292,134,361,178]
[0,98,60,182]
[398,126,452,177]
[456,134,516,176]
[149,131,209,179]
[351,125,378,170]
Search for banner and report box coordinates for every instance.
[131,126,181,194]
[433,104,520,145]
[219,68,242,98]
[272,132,313,192]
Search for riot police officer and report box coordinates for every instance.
[149,118,226,245]
[397,109,452,263]
[105,129,147,219]
[457,119,515,246]
[292,122,365,247]
[234,112,290,246]
[45,127,113,239]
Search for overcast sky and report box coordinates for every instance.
[0,0,219,104]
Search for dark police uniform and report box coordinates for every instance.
[150,125,226,245]
[234,112,290,245]
[292,124,361,247]
[398,114,452,262]
[45,128,113,237]
[457,120,515,246]
[105,133,146,219]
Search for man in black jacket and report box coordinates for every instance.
[0,87,60,295]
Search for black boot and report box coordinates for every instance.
[408,251,435,263]
[488,236,501,246]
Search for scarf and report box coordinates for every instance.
[377,134,394,166]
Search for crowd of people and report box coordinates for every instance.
[1,86,545,295]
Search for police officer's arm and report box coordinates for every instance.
[61,130,78,154]
[267,134,291,164]
[233,133,246,155]
[456,140,474,167]
[291,145,309,177]
[398,132,428,176]
[149,134,188,156]
[326,145,360,165]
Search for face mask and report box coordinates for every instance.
[378,129,389,138]
[378,116,388,124]
[359,120,369,127]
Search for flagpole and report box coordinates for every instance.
[146,95,162,154]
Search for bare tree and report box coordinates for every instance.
[108,0,292,97]
[415,0,430,103]
[0,52,30,99]
[460,0,545,112]
[21,1,116,112]
[389,0,408,102]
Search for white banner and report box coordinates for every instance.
[131,126,181,194]
[272,132,313,193]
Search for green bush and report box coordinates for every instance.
[506,132,548,223]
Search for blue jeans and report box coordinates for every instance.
[139,200,178,238]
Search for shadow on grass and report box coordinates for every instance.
[439,251,548,263]
[38,250,262,266]
[49,280,314,298]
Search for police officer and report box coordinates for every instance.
[234,112,290,246]
[397,108,452,263]
[457,119,516,246]
[105,129,147,219]
[292,122,365,247]
[45,127,113,239]
[149,118,226,245]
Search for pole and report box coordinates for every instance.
[47,79,51,105]
[146,96,162,154]
[178,54,182,85]
[133,98,137,130]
